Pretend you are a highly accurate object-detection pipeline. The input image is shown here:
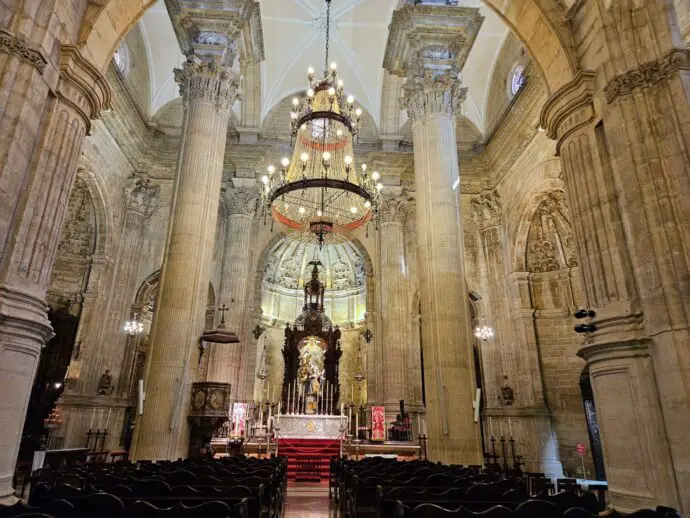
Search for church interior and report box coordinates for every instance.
[0,0,688,516]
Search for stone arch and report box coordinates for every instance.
[119,270,217,398]
[77,164,115,259]
[511,176,567,272]
[78,1,577,94]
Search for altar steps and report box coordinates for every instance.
[278,438,341,480]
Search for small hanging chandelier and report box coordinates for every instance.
[474,318,494,341]
[260,0,382,247]
[124,314,144,336]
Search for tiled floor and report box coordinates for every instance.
[284,481,337,517]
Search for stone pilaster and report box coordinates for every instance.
[206,188,258,400]
[0,42,109,501]
[379,197,411,411]
[471,192,562,475]
[58,176,158,449]
[541,71,683,511]
[402,73,481,463]
[404,209,424,411]
[128,43,240,459]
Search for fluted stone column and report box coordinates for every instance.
[405,212,424,411]
[541,71,684,511]
[403,74,481,464]
[0,41,109,501]
[207,188,258,400]
[129,53,239,461]
[379,197,411,410]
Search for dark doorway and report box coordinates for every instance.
[18,305,79,460]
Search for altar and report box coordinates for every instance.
[277,414,348,440]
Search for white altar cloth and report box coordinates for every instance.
[276,414,348,440]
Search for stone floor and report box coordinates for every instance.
[284,481,336,517]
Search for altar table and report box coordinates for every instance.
[276,414,348,440]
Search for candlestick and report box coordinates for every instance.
[89,408,95,429]
[489,417,494,437]
[268,401,272,429]
[98,409,103,429]
[105,409,111,429]
[355,410,359,439]
[293,383,297,414]
[272,385,276,403]
[499,419,504,437]
[341,402,344,415]
[351,384,354,403]
[277,402,281,424]
[508,417,513,437]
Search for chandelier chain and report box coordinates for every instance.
[324,0,332,75]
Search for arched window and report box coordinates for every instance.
[510,64,525,96]
[113,42,130,75]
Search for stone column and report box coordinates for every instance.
[206,188,258,400]
[379,197,411,411]
[471,191,562,475]
[129,51,239,461]
[0,42,109,501]
[405,212,424,411]
[540,71,683,511]
[403,75,481,464]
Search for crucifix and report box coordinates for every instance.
[218,303,230,328]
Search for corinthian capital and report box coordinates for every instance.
[225,188,260,218]
[402,71,468,122]
[380,197,410,225]
[174,57,241,110]
[471,190,502,230]
[124,176,159,217]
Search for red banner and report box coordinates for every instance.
[576,443,586,456]
[371,406,386,442]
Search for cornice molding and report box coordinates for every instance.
[0,28,48,72]
[604,48,690,103]
[539,71,596,153]
[58,45,112,131]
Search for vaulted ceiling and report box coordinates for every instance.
[133,0,511,136]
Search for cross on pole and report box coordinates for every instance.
[218,303,230,327]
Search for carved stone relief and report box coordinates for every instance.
[526,190,577,273]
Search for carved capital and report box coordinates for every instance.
[224,187,259,218]
[380,197,410,225]
[604,48,690,103]
[0,29,48,72]
[124,176,159,217]
[539,71,596,154]
[58,46,112,131]
[471,190,502,230]
[174,57,241,111]
[402,72,467,122]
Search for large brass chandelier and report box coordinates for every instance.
[260,0,382,247]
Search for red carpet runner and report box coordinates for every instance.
[278,438,341,480]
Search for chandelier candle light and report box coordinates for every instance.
[260,0,382,247]
[474,318,494,341]
[124,314,144,335]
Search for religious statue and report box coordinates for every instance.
[97,369,114,396]
[298,336,325,397]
